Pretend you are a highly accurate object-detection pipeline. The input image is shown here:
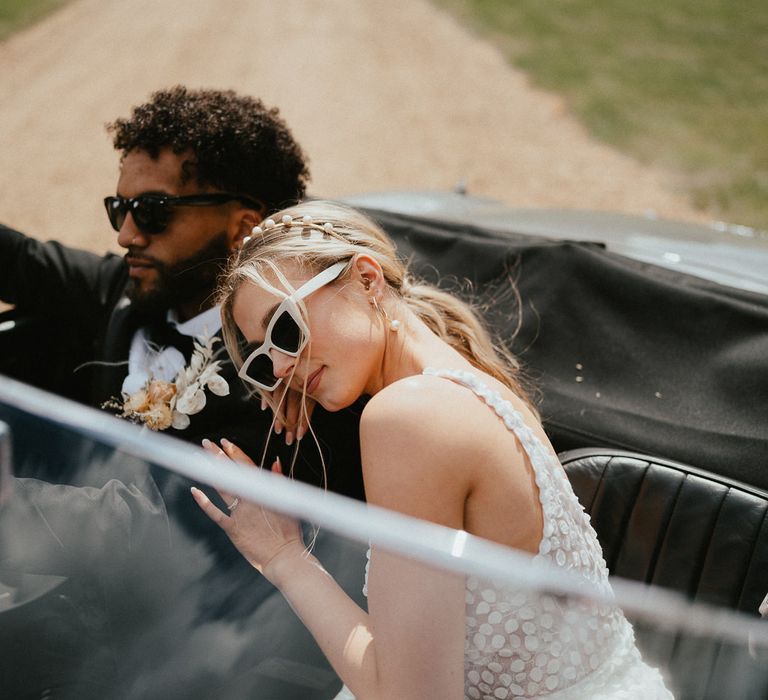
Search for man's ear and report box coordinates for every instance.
[228,205,264,253]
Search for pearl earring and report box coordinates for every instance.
[369,296,400,332]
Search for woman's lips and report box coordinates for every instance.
[306,366,324,394]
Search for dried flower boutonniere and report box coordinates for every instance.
[103,334,230,431]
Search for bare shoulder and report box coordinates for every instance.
[360,373,485,441]
[359,374,497,522]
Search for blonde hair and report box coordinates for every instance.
[219,200,532,417]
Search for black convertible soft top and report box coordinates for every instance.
[368,207,768,490]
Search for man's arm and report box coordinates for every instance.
[0,223,125,322]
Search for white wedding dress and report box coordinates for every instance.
[336,368,673,700]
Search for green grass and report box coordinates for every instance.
[0,0,72,42]
[436,0,768,229]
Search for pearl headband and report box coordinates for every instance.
[243,213,401,333]
[245,214,338,245]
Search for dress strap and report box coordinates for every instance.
[421,367,569,554]
[422,367,611,584]
[422,367,549,466]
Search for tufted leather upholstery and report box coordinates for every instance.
[560,448,768,700]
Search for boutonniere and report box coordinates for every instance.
[102,334,230,431]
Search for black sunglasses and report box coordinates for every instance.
[104,193,262,235]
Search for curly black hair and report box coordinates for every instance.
[107,86,310,213]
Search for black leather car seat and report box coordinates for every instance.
[560,448,768,700]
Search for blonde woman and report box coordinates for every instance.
[192,201,672,699]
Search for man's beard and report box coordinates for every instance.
[125,232,231,317]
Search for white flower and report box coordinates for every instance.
[188,352,205,377]
[198,361,221,383]
[205,373,230,397]
[171,410,191,430]
[176,385,207,415]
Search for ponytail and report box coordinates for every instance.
[398,274,535,413]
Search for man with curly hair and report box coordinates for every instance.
[1,85,362,493]
[0,86,365,700]
[106,86,309,322]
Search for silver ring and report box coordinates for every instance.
[227,497,240,512]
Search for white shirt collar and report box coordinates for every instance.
[166,304,222,339]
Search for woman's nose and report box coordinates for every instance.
[270,349,296,379]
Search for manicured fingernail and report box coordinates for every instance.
[274,423,283,435]
[285,431,294,446]
[221,438,232,448]
[296,426,306,441]
[261,397,268,410]
[201,438,212,447]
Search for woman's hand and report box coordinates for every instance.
[191,438,305,579]
[264,388,316,446]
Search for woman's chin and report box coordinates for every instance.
[314,393,356,413]
[315,397,341,412]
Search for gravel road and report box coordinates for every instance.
[0,0,706,254]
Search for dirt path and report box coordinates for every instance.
[0,0,707,254]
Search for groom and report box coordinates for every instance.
[0,85,363,498]
[0,86,365,699]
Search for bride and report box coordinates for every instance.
[191,201,673,699]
